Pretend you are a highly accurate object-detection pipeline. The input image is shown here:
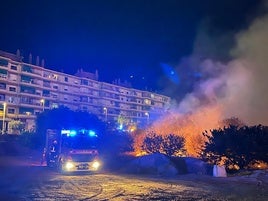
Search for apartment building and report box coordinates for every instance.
[0,50,170,133]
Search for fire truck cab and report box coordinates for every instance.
[45,129,101,173]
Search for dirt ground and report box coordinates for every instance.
[1,151,267,201]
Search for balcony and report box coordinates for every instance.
[22,65,33,73]
[0,68,8,79]
[43,82,51,88]
[20,86,36,95]
[0,59,8,67]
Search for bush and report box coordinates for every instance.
[141,132,186,157]
[19,131,43,149]
[201,125,268,170]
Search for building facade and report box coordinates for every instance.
[0,50,170,134]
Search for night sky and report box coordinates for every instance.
[0,0,263,94]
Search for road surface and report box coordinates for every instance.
[0,157,267,201]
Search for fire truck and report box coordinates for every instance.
[45,129,101,173]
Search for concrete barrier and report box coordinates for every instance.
[213,165,227,177]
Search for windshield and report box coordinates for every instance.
[61,135,98,150]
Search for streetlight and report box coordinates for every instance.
[103,107,107,121]
[2,102,6,134]
[40,99,45,111]
[145,112,149,124]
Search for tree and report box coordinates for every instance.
[34,106,105,148]
[9,120,25,134]
[162,134,185,156]
[141,132,186,156]
[201,125,268,170]
[220,117,245,128]
[142,132,162,154]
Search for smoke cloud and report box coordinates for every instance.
[132,2,268,156]
[230,13,268,125]
[165,3,268,125]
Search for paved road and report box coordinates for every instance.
[0,159,267,201]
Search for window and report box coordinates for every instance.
[81,79,88,85]
[11,65,17,70]
[0,83,6,89]
[43,81,51,87]
[43,90,50,97]
[22,65,33,73]
[0,68,8,78]
[19,107,34,115]
[82,106,87,110]
[144,99,150,104]
[0,59,8,66]
[64,77,68,82]
[9,74,17,81]
[53,85,58,89]
[21,75,33,83]
[52,103,59,108]
[9,87,16,92]
[80,96,88,102]
[43,72,49,78]
[49,74,58,80]
[20,96,33,104]
[20,86,35,94]
[0,94,5,101]
[8,108,15,114]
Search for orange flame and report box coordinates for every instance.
[133,104,223,157]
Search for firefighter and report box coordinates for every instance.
[50,140,58,153]
[47,140,59,167]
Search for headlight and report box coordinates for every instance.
[65,161,75,170]
[92,161,100,169]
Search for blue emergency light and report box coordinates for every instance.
[69,130,77,137]
[88,130,96,137]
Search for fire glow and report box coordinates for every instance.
[133,10,268,156]
[133,104,223,157]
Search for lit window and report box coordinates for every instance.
[144,99,150,104]
[52,103,59,108]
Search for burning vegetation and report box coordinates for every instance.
[131,8,268,171]
[133,105,223,157]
